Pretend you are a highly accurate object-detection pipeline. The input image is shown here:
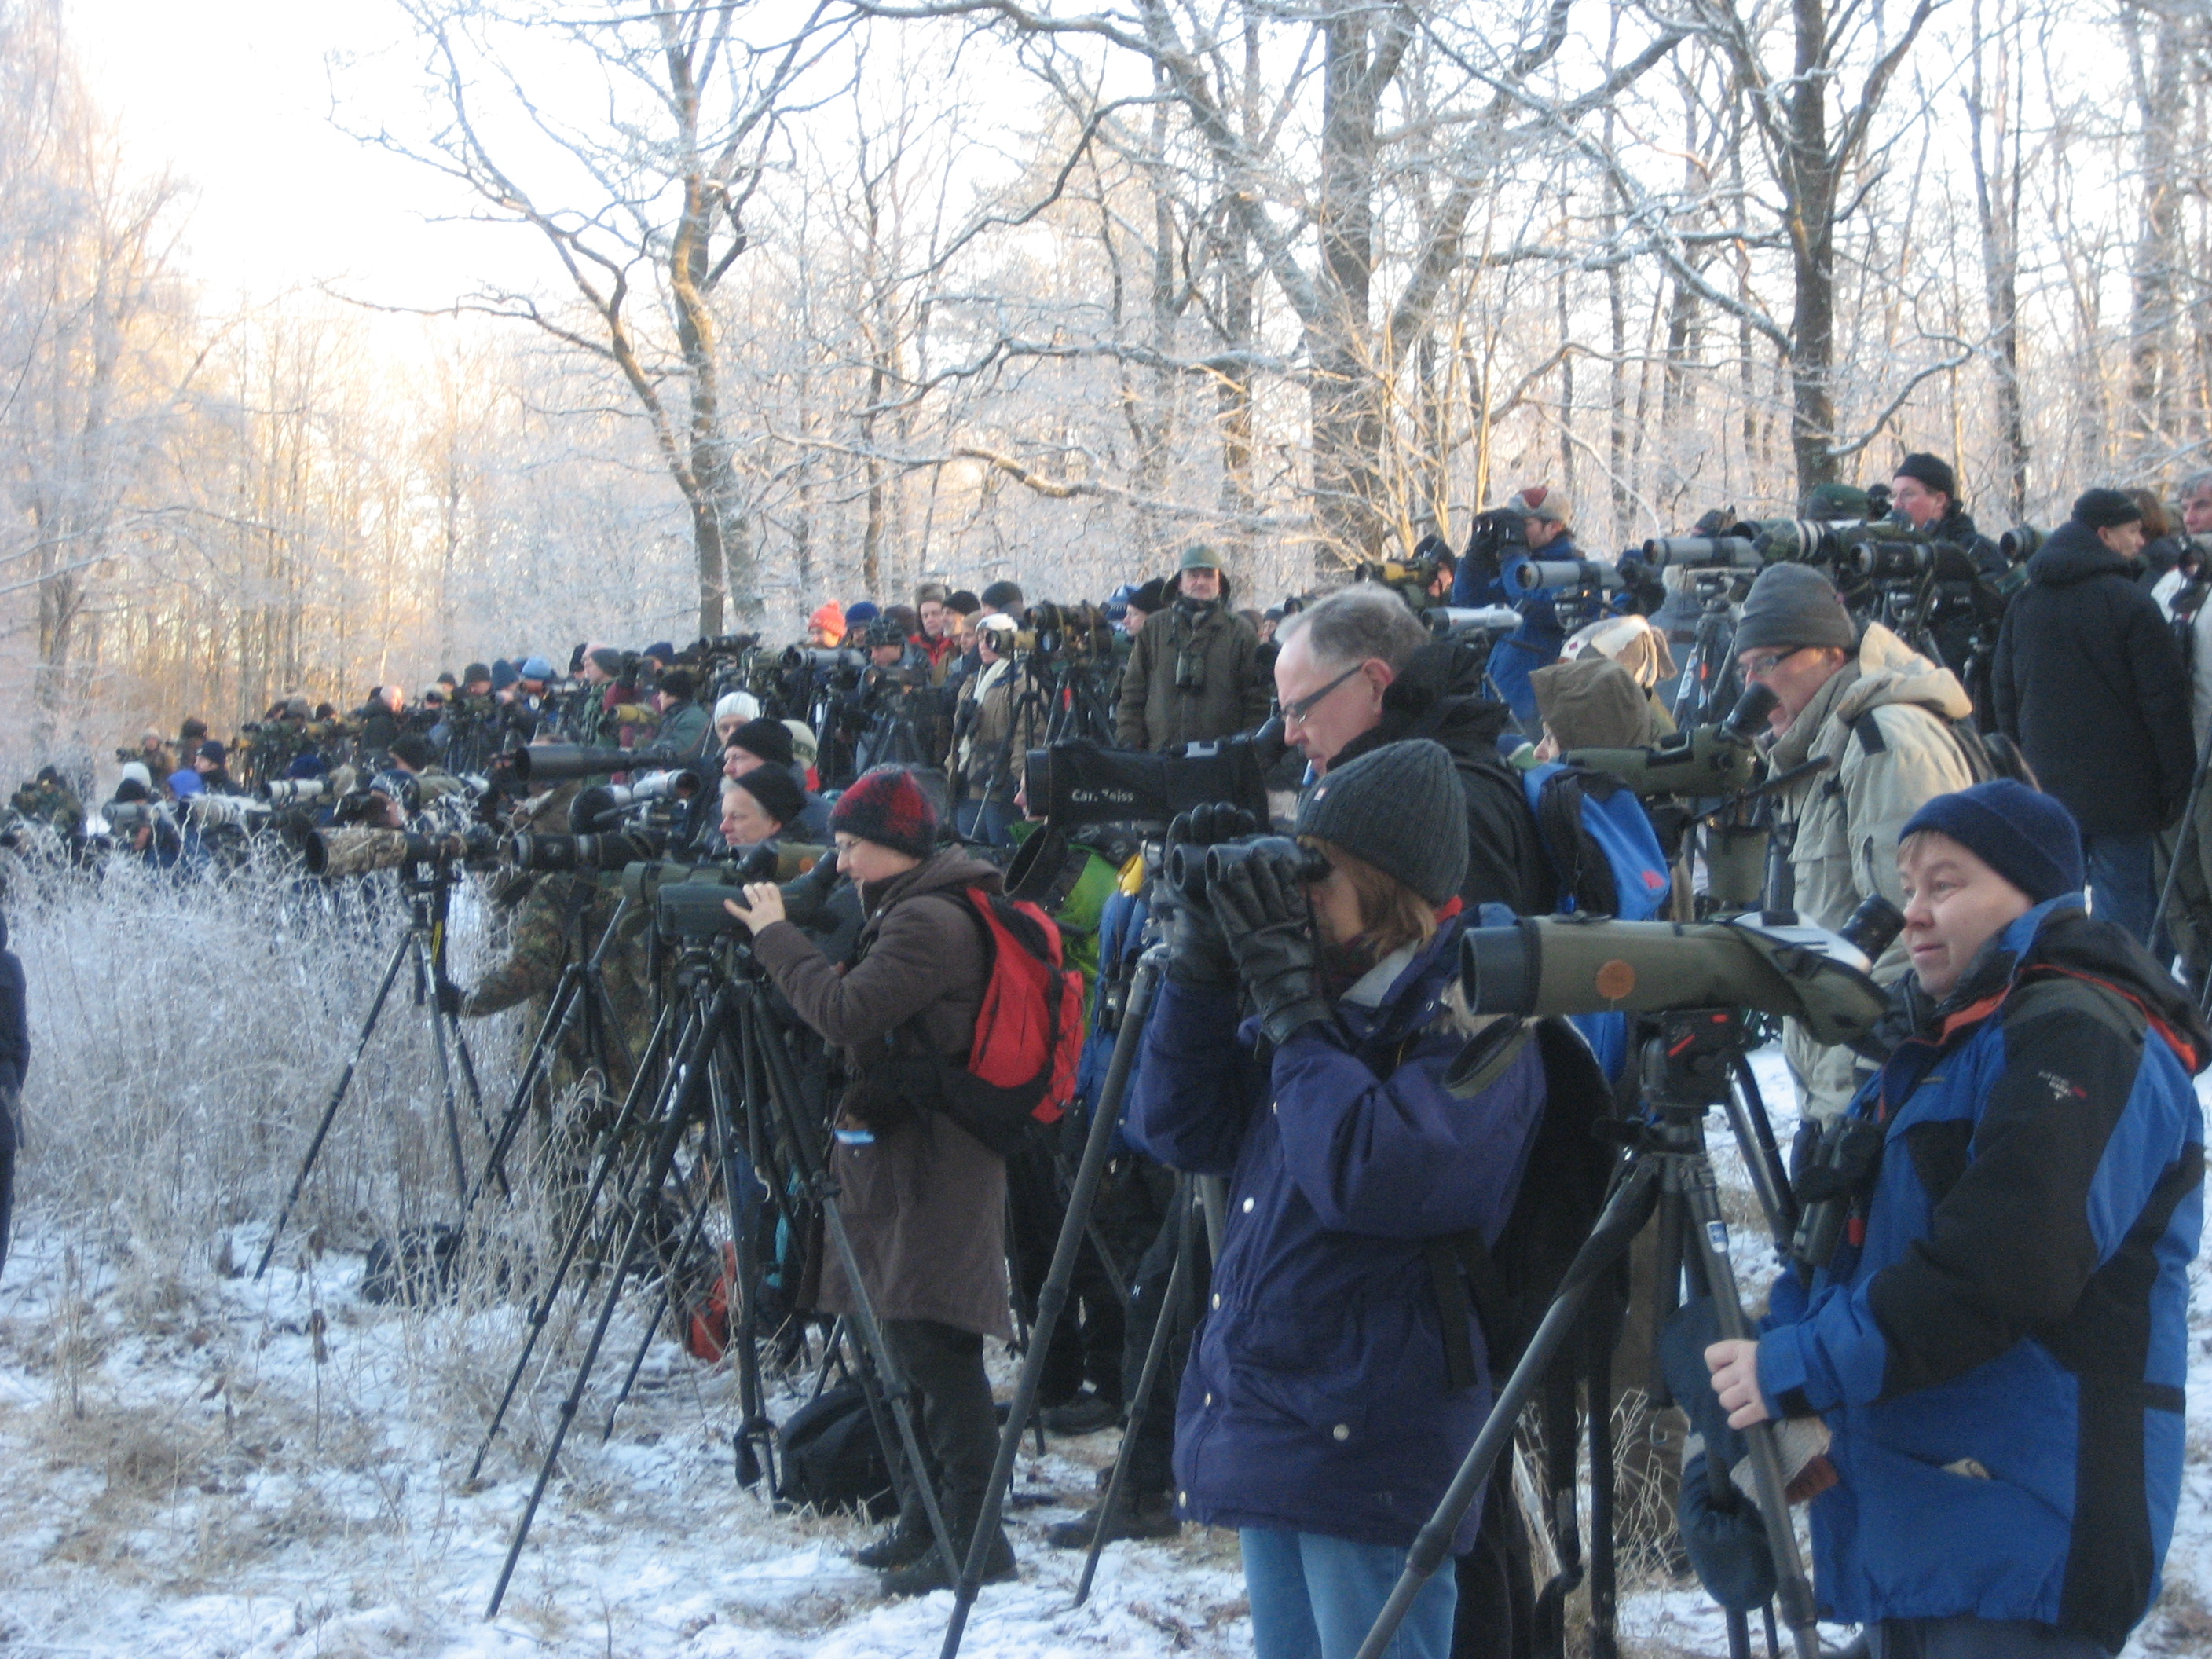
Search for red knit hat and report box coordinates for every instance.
[829,766,939,859]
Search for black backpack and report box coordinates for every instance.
[774,1383,897,1520]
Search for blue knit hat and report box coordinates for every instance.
[491,658,518,691]
[844,601,881,627]
[1899,780,2083,904]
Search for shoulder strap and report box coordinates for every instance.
[1427,1232,1509,1393]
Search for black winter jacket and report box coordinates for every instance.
[1991,520,2196,834]
[1328,639,1548,914]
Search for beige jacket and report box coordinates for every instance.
[1771,624,1977,1121]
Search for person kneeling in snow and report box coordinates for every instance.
[1706,780,2206,1657]
[1126,739,1546,1659]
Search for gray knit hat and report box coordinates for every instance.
[1299,739,1467,905]
[1731,562,1858,656]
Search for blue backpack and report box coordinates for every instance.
[1521,760,1672,920]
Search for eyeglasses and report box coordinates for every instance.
[1741,647,1810,682]
[1276,661,1366,725]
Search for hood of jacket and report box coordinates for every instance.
[1771,621,1972,769]
[2025,518,2133,588]
[858,848,1004,923]
[1338,639,1514,768]
[1911,894,2212,1071]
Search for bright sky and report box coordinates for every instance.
[68,0,548,312]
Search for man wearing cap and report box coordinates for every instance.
[573,646,627,749]
[949,613,1039,845]
[1451,485,1586,732]
[725,718,830,841]
[1115,545,1269,752]
[1993,489,2195,943]
[1889,451,2003,574]
[650,668,710,757]
[1705,780,2206,1659]
[1734,561,1979,1124]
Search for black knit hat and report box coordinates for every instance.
[1298,739,1467,906]
[588,646,624,676]
[830,765,940,859]
[1899,780,2082,904]
[1892,452,1957,500]
[1731,563,1859,656]
[389,733,435,771]
[463,662,492,685]
[980,580,1024,611]
[730,764,805,830]
[947,590,981,615]
[727,718,793,768]
[659,667,696,701]
[2072,488,2144,531]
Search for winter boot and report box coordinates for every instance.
[1043,1486,1180,1549]
[879,1496,1016,1596]
[852,1507,934,1571]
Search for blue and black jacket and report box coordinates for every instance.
[1757,895,2207,1650]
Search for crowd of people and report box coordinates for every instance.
[17,452,2212,1657]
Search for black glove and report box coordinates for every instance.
[1676,1448,1776,1613]
[1159,805,1258,987]
[434,979,465,1018]
[1209,845,1329,1046]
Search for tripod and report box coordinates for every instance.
[255,866,491,1279]
[467,886,639,1213]
[936,945,1163,1659]
[478,934,961,1617]
[1353,1007,1826,1659]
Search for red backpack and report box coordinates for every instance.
[917,888,1085,1157]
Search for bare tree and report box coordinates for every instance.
[361,0,851,635]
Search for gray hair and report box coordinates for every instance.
[1277,583,1433,673]
[2179,469,2212,504]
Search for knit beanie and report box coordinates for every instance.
[845,600,881,627]
[119,760,152,791]
[643,642,676,664]
[830,765,940,859]
[1892,452,1957,500]
[2071,488,2144,531]
[730,764,806,830]
[1298,739,1467,906]
[782,719,819,767]
[658,667,695,701]
[588,646,624,676]
[169,769,203,798]
[519,655,555,680]
[1899,780,2083,904]
[1508,484,1571,525]
[200,739,227,764]
[1730,563,1859,656]
[727,718,793,768]
[388,734,434,771]
[492,659,519,691]
[808,602,846,643]
[980,580,1024,612]
[1532,657,1657,752]
[463,662,492,686]
[947,590,981,616]
[714,690,760,726]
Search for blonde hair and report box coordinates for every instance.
[1303,837,1439,958]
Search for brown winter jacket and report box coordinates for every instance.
[749,849,1013,1340]
[1115,597,1269,751]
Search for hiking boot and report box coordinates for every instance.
[878,1524,1015,1596]
[1042,1489,1181,1549]
[1040,1391,1122,1435]
[852,1511,932,1571]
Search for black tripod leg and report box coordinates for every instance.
[255,930,412,1279]
[940,949,1165,1659]
[602,1151,717,1441]
[1679,1159,1821,1659]
[1723,1054,1797,1247]
[466,998,683,1485]
[484,990,725,1619]
[416,936,473,1210]
[1351,1156,1664,1659]
[707,1031,774,1487]
[1074,1170,1191,1606]
[467,965,587,1213]
[1587,1322,1618,1659]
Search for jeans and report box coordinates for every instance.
[1868,1617,2108,1658]
[1241,1528,1457,1659]
[2083,830,2158,943]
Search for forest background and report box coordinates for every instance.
[5,0,2206,762]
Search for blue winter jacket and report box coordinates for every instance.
[1756,895,2207,1652]
[1126,913,1546,1552]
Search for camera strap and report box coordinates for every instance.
[1427,1231,1510,1393]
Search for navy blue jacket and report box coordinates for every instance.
[1126,914,1545,1551]
[1757,897,2206,1650]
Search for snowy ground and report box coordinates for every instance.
[2,873,2211,1657]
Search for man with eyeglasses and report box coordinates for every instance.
[1272,584,1547,913]
[1734,562,1979,1126]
